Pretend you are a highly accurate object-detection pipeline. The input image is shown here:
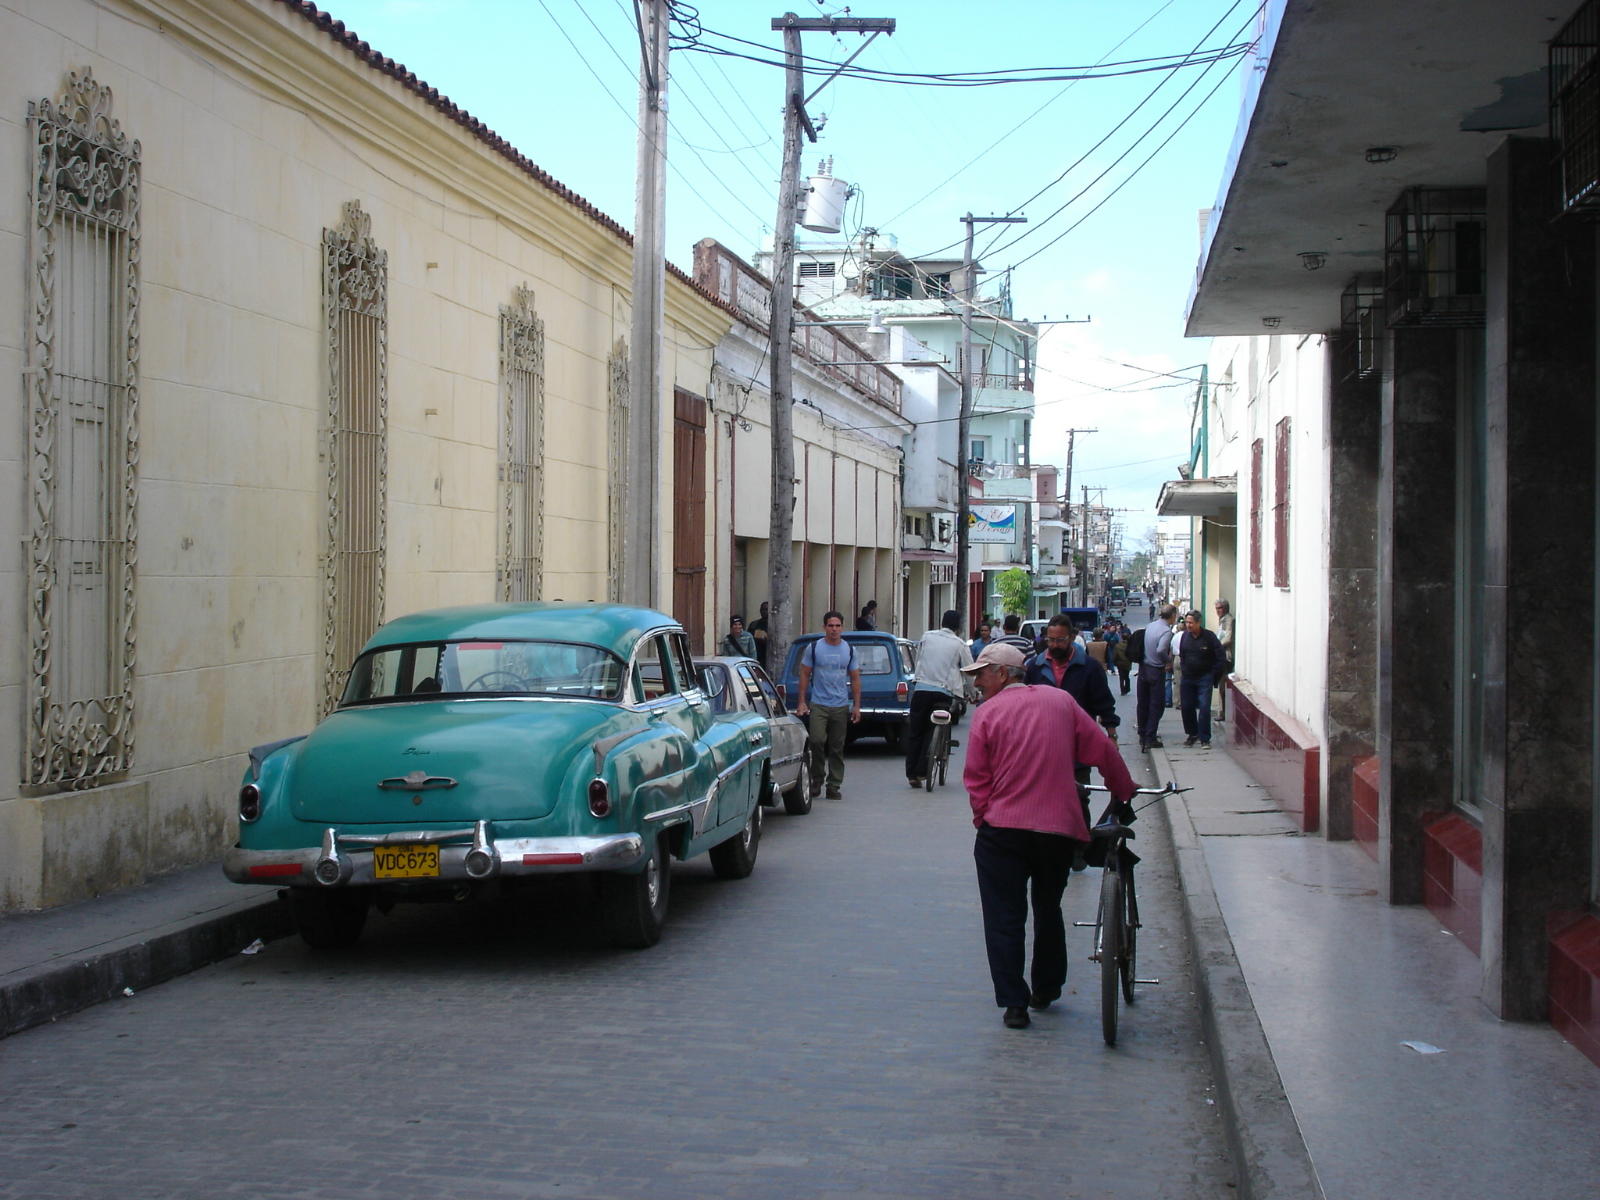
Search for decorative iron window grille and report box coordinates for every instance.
[1338,276,1385,380]
[1552,0,1600,216]
[607,339,630,603]
[498,286,545,601]
[1384,187,1487,327]
[322,201,388,715]
[25,69,141,791]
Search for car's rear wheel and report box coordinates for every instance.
[602,833,671,949]
[709,803,762,879]
[784,759,813,815]
[289,888,370,949]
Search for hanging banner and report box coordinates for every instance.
[970,505,1017,545]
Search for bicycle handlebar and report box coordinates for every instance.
[1083,781,1191,796]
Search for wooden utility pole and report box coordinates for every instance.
[766,12,894,675]
[954,213,1025,634]
[626,0,670,607]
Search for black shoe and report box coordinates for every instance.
[1184,736,1197,747]
[907,778,923,788]
[1003,1006,1030,1029]
[1139,740,1151,752]
[1149,738,1164,749]
[1028,991,1058,1011]
[949,739,960,747]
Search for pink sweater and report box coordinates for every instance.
[963,683,1137,837]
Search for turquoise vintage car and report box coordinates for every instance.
[224,603,767,949]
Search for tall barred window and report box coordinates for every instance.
[498,286,545,600]
[25,70,141,790]
[607,339,629,602]
[322,201,387,714]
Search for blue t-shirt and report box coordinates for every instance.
[803,639,856,706]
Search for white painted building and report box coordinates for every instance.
[691,241,907,647]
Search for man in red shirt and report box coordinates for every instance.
[961,642,1137,1029]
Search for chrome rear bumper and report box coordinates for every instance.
[224,824,645,887]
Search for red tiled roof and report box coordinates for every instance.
[273,0,716,304]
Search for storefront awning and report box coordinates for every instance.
[1156,476,1237,518]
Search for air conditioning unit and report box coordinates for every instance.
[1552,0,1600,216]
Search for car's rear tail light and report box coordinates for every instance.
[239,784,261,823]
[896,681,909,702]
[588,778,611,818]
[523,852,585,866]
[248,863,302,879]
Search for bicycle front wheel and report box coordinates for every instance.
[1099,867,1124,1046]
[1121,866,1138,1005]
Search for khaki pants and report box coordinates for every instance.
[807,704,849,792]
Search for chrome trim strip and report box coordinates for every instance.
[334,827,478,846]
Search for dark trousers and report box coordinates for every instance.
[1136,667,1167,743]
[973,824,1076,1008]
[1180,677,1214,743]
[904,689,953,780]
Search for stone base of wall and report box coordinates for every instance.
[1,760,240,913]
[1421,811,1482,955]
[1224,678,1321,832]
[1549,914,1600,1070]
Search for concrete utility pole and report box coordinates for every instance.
[626,0,670,608]
[1059,426,1095,600]
[954,212,1025,634]
[766,12,894,675]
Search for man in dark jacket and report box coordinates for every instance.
[1023,614,1120,782]
[1176,609,1227,747]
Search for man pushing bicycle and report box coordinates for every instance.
[960,642,1138,1031]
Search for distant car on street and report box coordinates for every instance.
[777,630,918,748]
[695,654,812,815]
[224,603,768,950]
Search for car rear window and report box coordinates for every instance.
[853,643,895,675]
[341,640,626,704]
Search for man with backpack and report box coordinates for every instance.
[795,611,861,799]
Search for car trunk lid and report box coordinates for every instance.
[288,699,619,824]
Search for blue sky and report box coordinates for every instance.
[318,0,1256,541]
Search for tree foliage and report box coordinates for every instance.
[995,567,1032,617]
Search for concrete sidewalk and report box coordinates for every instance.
[1149,717,1600,1200]
[0,863,289,1039]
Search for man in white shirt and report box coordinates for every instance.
[906,609,973,786]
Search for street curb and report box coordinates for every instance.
[0,893,292,1040]
[1149,745,1326,1200]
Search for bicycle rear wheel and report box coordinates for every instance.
[1099,867,1124,1045]
[934,724,949,787]
[924,724,946,791]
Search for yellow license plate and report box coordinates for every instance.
[372,843,440,879]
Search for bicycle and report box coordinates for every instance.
[1075,781,1189,1046]
[924,707,953,790]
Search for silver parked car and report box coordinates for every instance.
[695,656,812,815]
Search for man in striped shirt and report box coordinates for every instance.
[961,642,1138,1030]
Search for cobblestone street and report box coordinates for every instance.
[0,713,1233,1199]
